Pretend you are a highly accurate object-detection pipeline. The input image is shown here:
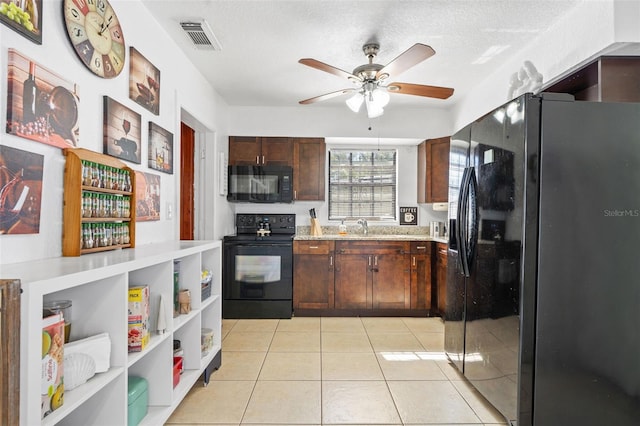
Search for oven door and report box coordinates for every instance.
[223,240,293,300]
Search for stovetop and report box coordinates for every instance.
[234,213,296,236]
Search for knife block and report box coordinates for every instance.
[310,218,323,236]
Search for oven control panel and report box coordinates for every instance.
[236,213,296,235]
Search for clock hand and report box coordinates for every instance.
[98,15,113,36]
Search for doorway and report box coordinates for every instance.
[180,122,195,240]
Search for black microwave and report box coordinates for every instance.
[227,165,293,203]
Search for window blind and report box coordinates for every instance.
[328,150,397,220]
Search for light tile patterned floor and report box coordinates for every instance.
[166,316,508,426]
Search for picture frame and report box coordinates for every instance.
[0,145,44,234]
[103,96,142,164]
[135,171,160,222]
[148,122,173,174]
[129,47,160,115]
[5,48,79,148]
[0,0,43,45]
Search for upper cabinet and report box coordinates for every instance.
[418,137,450,203]
[544,56,640,102]
[228,136,292,166]
[229,136,326,201]
[293,138,325,201]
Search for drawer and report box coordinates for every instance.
[410,241,432,254]
[294,240,334,255]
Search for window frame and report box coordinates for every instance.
[327,148,398,222]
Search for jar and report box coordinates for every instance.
[43,300,72,343]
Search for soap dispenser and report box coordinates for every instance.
[338,220,347,235]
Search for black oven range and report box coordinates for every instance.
[222,213,295,319]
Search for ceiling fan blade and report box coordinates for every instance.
[377,44,436,80]
[387,82,454,99]
[299,58,361,81]
[299,88,356,105]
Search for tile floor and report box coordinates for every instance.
[166,316,508,425]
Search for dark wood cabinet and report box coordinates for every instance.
[293,138,325,201]
[435,242,448,314]
[293,240,335,310]
[228,136,292,165]
[418,137,450,203]
[334,240,410,310]
[544,56,640,102]
[410,241,432,310]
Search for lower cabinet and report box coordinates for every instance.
[410,242,432,310]
[435,242,448,314]
[293,240,335,309]
[293,239,438,315]
[334,241,410,310]
[3,241,222,426]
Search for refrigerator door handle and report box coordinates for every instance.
[464,167,479,276]
[457,167,472,276]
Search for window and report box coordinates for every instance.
[328,149,397,221]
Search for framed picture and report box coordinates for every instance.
[103,96,142,164]
[129,47,160,115]
[0,145,44,234]
[0,1,43,45]
[5,49,79,148]
[148,122,173,174]
[135,171,160,222]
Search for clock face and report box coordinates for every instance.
[63,0,126,78]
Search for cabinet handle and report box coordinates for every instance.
[310,246,319,249]
[294,190,297,199]
[368,256,372,266]
[416,246,426,250]
[412,256,416,267]
[262,155,265,164]
[329,255,333,266]
[374,255,378,266]
[439,249,447,255]
[256,156,259,164]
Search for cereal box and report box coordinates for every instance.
[42,313,64,419]
[128,286,150,352]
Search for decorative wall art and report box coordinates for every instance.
[103,96,141,164]
[0,145,44,234]
[129,47,160,115]
[135,171,160,222]
[148,122,173,174]
[5,49,79,148]
[0,0,43,44]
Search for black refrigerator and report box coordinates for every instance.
[444,92,640,426]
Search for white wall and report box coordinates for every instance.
[451,0,640,130]
[0,0,229,264]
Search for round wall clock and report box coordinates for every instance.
[63,0,126,78]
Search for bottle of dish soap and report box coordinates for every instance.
[338,220,347,236]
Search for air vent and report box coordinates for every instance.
[180,20,222,51]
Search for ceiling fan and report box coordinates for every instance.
[298,43,454,118]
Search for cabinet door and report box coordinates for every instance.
[372,253,410,309]
[436,243,448,313]
[418,137,450,203]
[334,254,371,309]
[261,137,292,166]
[229,136,261,165]
[293,138,325,201]
[293,254,334,309]
[410,242,432,309]
[410,254,432,309]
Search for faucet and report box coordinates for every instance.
[357,219,369,235]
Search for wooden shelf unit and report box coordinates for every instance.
[63,148,136,256]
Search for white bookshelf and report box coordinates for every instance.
[2,240,222,426]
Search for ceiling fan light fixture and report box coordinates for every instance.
[346,92,364,113]
[371,88,390,107]
[365,94,385,118]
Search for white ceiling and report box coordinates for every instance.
[141,0,581,111]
